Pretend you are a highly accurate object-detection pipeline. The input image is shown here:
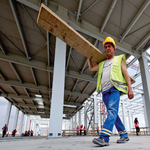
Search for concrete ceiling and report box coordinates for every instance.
[0,0,150,119]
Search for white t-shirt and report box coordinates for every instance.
[101,57,114,92]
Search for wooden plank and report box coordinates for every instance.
[131,77,135,84]
[37,3,107,64]
[37,4,135,84]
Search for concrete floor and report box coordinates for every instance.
[0,135,150,150]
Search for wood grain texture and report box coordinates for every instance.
[37,4,135,84]
[37,3,107,64]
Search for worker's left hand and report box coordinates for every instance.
[128,89,134,99]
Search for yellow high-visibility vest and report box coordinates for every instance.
[96,54,128,94]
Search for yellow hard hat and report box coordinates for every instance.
[103,36,116,49]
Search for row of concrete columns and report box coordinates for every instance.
[4,102,23,136]
[3,101,42,136]
[4,96,143,137]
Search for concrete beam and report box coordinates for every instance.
[0,51,97,83]
[0,78,51,92]
[9,0,30,59]
[100,0,117,33]
[120,0,150,42]
[16,0,141,58]
[0,93,82,106]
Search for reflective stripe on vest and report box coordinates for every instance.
[111,78,127,91]
[96,55,128,94]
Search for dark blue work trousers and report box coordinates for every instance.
[100,86,128,142]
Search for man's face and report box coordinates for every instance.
[104,43,115,58]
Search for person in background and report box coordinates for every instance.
[28,130,30,136]
[25,130,28,136]
[80,125,83,136]
[31,130,33,136]
[12,129,17,137]
[76,126,79,136]
[134,118,140,136]
[84,126,86,135]
[2,124,8,138]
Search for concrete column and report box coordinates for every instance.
[35,121,39,136]
[94,95,97,124]
[121,102,126,127]
[65,120,67,130]
[76,112,79,126]
[12,107,19,130]
[29,119,31,130]
[142,95,149,126]
[4,101,12,126]
[30,119,32,130]
[79,109,81,126]
[18,111,24,136]
[67,120,69,130]
[31,120,34,131]
[48,38,66,137]
[75,114,77,129]
[131,115,134,129]
[72,117,74,130]
[84,102,87,128]
[23,115,27,132]
[139,52,150,127]
[127,110,131,131]
[26,115,30,131]
[34,121,37,136]
[33,121,36,136]
[31,119,34,130]
[38,120,41,135]
[69,119,71,131]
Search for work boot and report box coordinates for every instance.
[92,137,109,147]
[117,137,129,143]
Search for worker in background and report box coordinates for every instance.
[28,130,30,136]
[134,118,140,136]
[80,125,83,136]
[88,36,134,147]
[76,126,79,136]
[12,129,17,137]
[25,130,28,136]
[31,130,33,136]
[2,124,8,138]
[84,126,86,135]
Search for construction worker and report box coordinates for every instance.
[31,130,33,136]
[2,124,8,138]
[25,130,28,136]
[28,130,30,136]
[76,126,79,136]
[12,129,17,137]
[84,126,86,135]
[80,125,83,136]
[88,36,134,147]
[134,118,140,136]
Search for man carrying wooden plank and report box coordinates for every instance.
[88,37,134,147]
